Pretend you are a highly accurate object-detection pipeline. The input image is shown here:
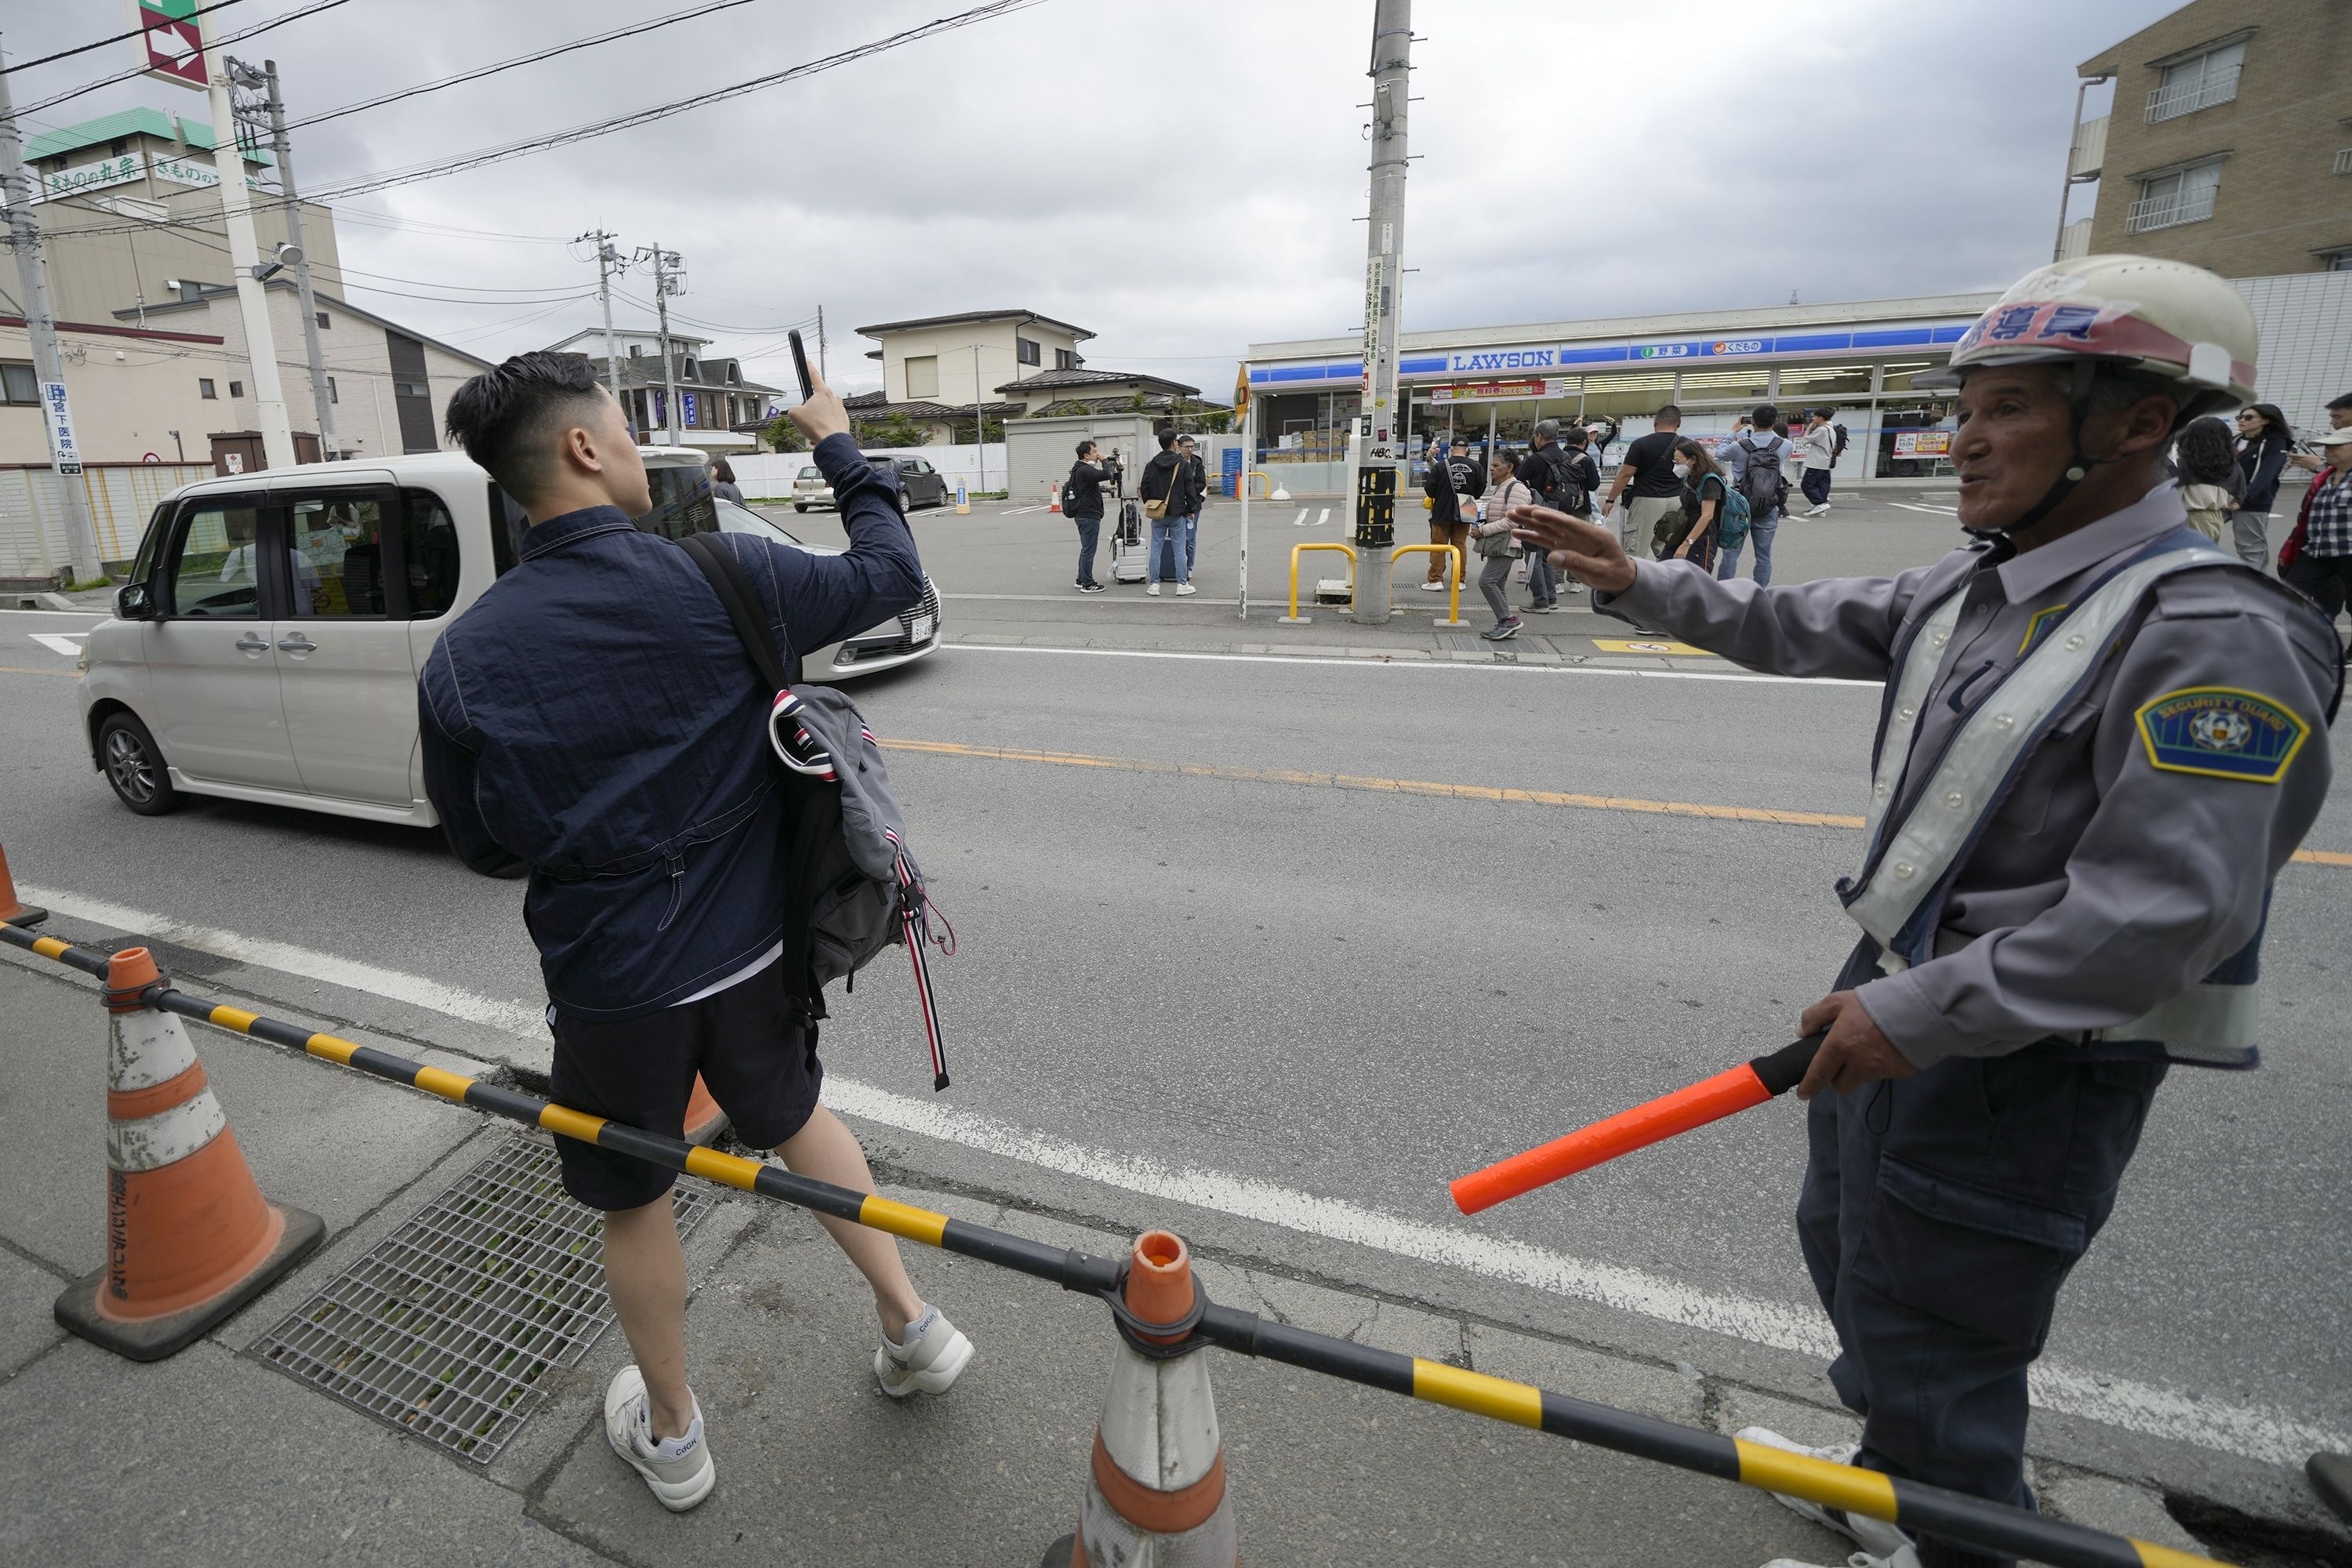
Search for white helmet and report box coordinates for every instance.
[1923,254,2258,427]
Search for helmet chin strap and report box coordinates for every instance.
[1996,360,2122,536]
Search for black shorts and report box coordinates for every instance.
[547,960,822,1210]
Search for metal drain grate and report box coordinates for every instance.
[251,1132,717,1463]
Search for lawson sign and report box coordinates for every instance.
[1250,320,1973,389]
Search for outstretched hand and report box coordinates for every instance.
[1508,505,1637,594]
[789,372,851,445]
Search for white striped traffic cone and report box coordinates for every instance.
[1044,1230,1237,1566]
[53,948,325,1360]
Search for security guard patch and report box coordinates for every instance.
[2135,687,2310,783]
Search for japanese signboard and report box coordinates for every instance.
[1428,377,1567,404]
[682,392,698,426]
[131,0,208,90]
[42,382,83,476]
[150,154,261,194]
[34,153,146,204]
[1891,431,1954,460]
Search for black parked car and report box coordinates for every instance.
[870,455,952,512]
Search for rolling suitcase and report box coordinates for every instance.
[1109,495,1147,583]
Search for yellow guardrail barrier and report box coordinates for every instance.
[1281,541,1357,624]
[1390,542,1469,627]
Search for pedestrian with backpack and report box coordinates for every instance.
[423,353,972,1516]
[1063,439,1116,593]
[1421,437,1470,591]
[1137,430,1199,595]
[1716,402,1795,584]
[1600,404,1688,561]
[1796,409,1838,517]
[1663,437,1739,573]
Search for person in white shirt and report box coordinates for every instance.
[1797,408,1838,517]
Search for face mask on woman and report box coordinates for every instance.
[1673,462,1693,480]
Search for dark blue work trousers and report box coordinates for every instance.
[1797,982,2166,1566]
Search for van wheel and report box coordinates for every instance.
[98,712,180,815]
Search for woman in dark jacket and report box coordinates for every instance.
[2228,402,2292,572]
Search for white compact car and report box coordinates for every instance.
[79,447,942,823]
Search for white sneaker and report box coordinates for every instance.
[875,1306,974,1398]
[1145,583,1161,596]
[604,1366,716,1512]
[1174,583,1197,596]
[1761,1548,1921,1568]
[1419,579,1445,591]
[1737,1428,1908,1558]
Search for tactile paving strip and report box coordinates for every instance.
[250,1132,716,1463]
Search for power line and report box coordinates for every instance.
[0,0,244,76]
[12,0,350,117]
[50,0,1043,238]
[281,0,762,133]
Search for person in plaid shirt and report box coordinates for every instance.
[2282,426,2352,618]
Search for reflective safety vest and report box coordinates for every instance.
[1838,528,2263,1069]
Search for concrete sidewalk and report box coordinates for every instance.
[0,945,2281,1566]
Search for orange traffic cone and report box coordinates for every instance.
[1048,479,1062,515]
[683,1073,728,1145]
[0,842,46,927]
[53,948,325,1360]
[1044,1231,1238,1566]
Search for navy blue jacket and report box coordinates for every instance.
[417,434,923,1019]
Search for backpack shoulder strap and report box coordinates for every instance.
[679,532,802,688]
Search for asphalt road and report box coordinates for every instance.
[4,486,2347,1486]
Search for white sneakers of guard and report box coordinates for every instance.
[1761,1547,1922,1568]
[1739,1427,1911,1560]
[875,1305,975,1398]
[604,1366,717,1512]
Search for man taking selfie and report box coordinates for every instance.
[420,352,972,1515]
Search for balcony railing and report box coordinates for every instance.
[2145,64,2240,123]
[2127,185,2216,233]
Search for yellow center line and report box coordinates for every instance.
[877,738,2352,869]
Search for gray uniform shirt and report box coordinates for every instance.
[1597,482,2338,1069]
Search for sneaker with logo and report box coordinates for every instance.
[604,1366,716,1512]
[1077,579,1105,593]
[875,1305,975,1398]
[1737,1428,1909,1559]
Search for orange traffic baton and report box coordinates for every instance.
[53,948,325,1359]
[1452,1034,1823,1214]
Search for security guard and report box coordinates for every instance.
[1512,256,2340,1568]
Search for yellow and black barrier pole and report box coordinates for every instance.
[1,919,2225,1568]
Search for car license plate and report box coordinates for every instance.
[909,615,934,641]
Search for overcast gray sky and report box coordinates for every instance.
[9,0,2167,400]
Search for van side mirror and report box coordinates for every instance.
[114,583,154,621]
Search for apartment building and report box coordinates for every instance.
[2059,0,2352,274]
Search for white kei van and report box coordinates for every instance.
[79,447,942,823]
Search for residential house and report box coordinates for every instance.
[544,328,787,452]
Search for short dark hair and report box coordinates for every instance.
[1562,425,1588,448]
[710,458,735,484]
[1158,430,1177,451]
[1076,438,1098,459]
[1752,404,1779,429]
[2328,392,2352,413]
[445,351,609,503]
[1653,404,1682,425]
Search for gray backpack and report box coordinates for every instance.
[677,532,953,1090]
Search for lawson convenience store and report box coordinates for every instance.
[1244,289,2001,489]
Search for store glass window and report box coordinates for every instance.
[1673,368,1772,410]
[1777,363,1874,401]
[1578,370,1680,425]
[1875,400,1959,479]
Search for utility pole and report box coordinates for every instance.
[0,46,103,582]
[1352,0,1411,626]
[199,5,295,470]
[971,344,986,495]
[234,58,336,459]
[579,228,624,430]
[642,244,684,445]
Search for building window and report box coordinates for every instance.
[1,362,38,405]
[904,354,939,399]
[2128,161,2221,232]
[316,311,330,328]
[2146,38,2245,123]
[1054,347,1076,370]
[326,376,339,404]
[2326,252,2352,273]
[394,381,429,398]
[681,358,698,380]
[1017,336,1041,366]
[199,378,218,399]
[229,380,245,397]
[2336,147,2352,176]
[109,139,129,155]
[628,343,641,357]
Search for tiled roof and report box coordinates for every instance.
[843,394,1023,419]
[27,107,271,165]
[854,308,1093,342]
[996,367,1200,396]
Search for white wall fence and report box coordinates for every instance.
[731,444,1008,501]
[1,463,211,583]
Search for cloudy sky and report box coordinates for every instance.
[10,0,2167,399]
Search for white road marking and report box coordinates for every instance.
[1291,508,1309,528]
[1002,504,1049,516]
[1317,507,1332,528]
[1889,502,1959,516]
[948,641,1882,688]
[29,633,85,655]
[16,886,2339,1465]
[0,607,107,619]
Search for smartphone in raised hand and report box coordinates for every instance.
[788,328,815,401]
